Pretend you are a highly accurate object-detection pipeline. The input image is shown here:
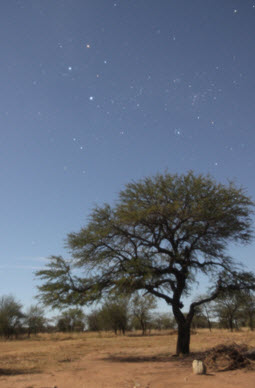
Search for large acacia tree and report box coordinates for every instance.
[36,171,255,354]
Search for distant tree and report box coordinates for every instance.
[213,290,243,331]
[191,311,208,329]
[56,308,85,332]
[0,295,24,339]
[233,290,255,331]
[151,312,176,331]
[24,305,46,337]
[192,297,215,331]
[201,301,214,331]
[100,296,130,334]
[44,321,56,333]
[36,172,255,355]
[131,293,156,335]
[87,309,103,332]
[227,290,255,331]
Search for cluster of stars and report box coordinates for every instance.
[73,137,85,151]
[52,2,253,179]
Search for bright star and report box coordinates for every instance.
[174,129,181,136]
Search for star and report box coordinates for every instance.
[89,96,94,101]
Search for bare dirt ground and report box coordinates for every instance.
[0,329,254,388]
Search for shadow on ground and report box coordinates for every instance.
[104,344,255,374]
[103,352,203,364]
[0,368,41,376]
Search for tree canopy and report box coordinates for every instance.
[131,293,157,335]
[0,295,24,339]
[56,308,86,332]
[36,171,255,354]
[25,305,46,336]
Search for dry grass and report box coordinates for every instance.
[0,329,254,376]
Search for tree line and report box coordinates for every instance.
[86,293,175,334]
[193,289,255,332]
[1,287,255,339]
[0,293,173,338]
[0,296,46,339]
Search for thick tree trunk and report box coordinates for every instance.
[176,322,191,355]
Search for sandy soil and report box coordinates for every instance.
[0,330,254,388]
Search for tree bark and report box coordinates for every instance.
[172,293,192,355]
[176,322,191,355]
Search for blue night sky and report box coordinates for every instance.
[1,0,255,311]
